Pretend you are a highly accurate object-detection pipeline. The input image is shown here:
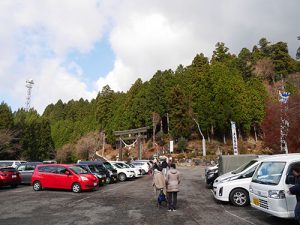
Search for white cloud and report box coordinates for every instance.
[96,59,134,91]
[97,0,300,92]
[0,0,106,113]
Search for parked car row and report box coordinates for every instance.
[0,159,152,194]
[207,154,300,221]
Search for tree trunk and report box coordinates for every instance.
[254,125,258,142]
[207,128,211,143]
[223,133,226,144]
[238,128,243,140]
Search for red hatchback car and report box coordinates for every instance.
[31,164,98,193]
[0,167,21,188]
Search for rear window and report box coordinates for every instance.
[0,168,17,172]
[0,162,13,167]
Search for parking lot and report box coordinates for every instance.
[0,166,298,225]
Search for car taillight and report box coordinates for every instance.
[0,172,7,176]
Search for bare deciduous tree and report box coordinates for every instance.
[56,144,75,163]
[254,58,275,85]
[0,129,20,158]
[76,132,103,160]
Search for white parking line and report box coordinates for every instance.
[11,190,26,193]
[69,180,135,205]
[225,210,256,225]
[102,182,132,193]
[71,196,90,204]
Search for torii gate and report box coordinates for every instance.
[114,127,149,160]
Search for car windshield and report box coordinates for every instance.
[0,162,13,166]
[69,166,89,174]
[252,161,286,185]
[88,165,99,173]
[232,160,257,174]
[113,164,123,169]
[103,162,113,170]
[95,164,106,172]
[118,163,130,168]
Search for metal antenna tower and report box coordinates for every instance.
[25,79,34,111]
[279,91,290,154]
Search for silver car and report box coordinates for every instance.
[17,162,42,184]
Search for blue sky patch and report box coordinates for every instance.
[67,36,115,90]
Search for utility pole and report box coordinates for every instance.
[192,118,206,156]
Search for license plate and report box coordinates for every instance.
[252,197,259,206]
[12,175,16,178]
[94,183,97,186]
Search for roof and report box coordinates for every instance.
[258,154,300,162]
[77,161,104,165]
[37,164,74,167]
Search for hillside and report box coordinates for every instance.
[1,37,300,161]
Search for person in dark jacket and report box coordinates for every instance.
[289,164,300,223]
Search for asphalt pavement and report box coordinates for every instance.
[0,166,298,225]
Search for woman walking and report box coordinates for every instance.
[152,167,166,200]
[166,163,180,211]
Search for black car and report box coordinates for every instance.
[102,161,118,183]
[205,164,219,188]
[77,161,108,186]
[16,162,43,184]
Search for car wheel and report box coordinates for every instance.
[33,181,42,191]
[72,183,82,193]
[118,173,126,182]
[106,177,111,184]
[141,169,146,175]
[229,188,249,207]
[11,184,18,188]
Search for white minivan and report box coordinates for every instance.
[249,154,300,218]
[213,159,262,207]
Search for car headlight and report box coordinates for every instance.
[80,176,89,181]
[268,190,285,199]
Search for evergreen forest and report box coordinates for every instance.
[1,37,300,161]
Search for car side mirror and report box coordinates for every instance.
[65,171,71,176]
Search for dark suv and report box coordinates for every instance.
[102,161,118,183]
[77,161,111,185]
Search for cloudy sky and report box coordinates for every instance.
[0,0,299,113]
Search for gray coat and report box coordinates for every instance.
[166,168,180,192]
